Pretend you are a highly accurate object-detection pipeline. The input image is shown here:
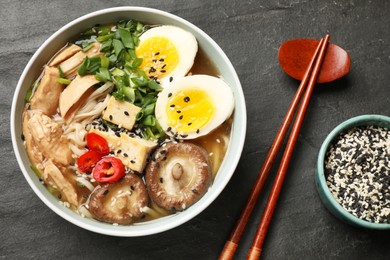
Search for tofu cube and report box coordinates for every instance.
[117,133,158,172]
[102,96,141,130]
[89,129,158,173]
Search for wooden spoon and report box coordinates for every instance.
[279,38,350,83]
[219,37,350,260]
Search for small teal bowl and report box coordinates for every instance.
[316,114,390,230]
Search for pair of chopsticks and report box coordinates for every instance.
[220,35,330,260]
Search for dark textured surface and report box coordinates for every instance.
[1,0,389,259]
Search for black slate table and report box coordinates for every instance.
[1,1,389,259]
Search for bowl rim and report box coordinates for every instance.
[10,6,247,236]
[316,114,390,230]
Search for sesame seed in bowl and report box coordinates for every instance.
[316,115,390,230]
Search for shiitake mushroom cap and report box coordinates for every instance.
[145,142,211,211]
[88,174,149,224]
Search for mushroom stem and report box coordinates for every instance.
[172,163,184,180]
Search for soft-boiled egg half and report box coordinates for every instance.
[135,25,198,87]
[155,75,234,139]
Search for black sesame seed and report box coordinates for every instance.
[170,104,175,108]
[149,67,156,73]
[168,93,172,98]
[117,149,122,154]
[57,194,62,199]
[180,134,188,138]
[155,52,160,56]
[184,96,190,102]
[161,70,166,73]
[159,58,164,62]
[115,132,120,137]
[130,160,135,164]
[109,115,113,120]
[123,153,128,157]
[188,122,192,126]
[179,115,183,120]
[160,177,163,183]
[130,185,135,191]
[167,127,172,131]
[152,59,157,63]
[192,189,198,194]
[196,129,200,134]
[169,77,173,82]
[161,64,166,69]
[124,111,129,116]
[103,190,109,196]
[176,110,181,114]
[21,134,25,141]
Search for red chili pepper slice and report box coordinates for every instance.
[86,132,110,155]
[93,157,125,183]
[77,150,103,173]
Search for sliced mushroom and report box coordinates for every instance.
[145,142,211,211]
[58,42,101,79]
[88,174,149,224]
[49,44,82,67]
[59,74,100,119]
[30,66,65,116]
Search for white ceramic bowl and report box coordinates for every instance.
[11,7,246,236]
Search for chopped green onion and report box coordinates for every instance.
[136,111,144,121]
[95,67,111,82]
[132,35,140,46]
[97,34,114,42]
[78,56,101,76]
[56,78,71,85]
[111,68,125,77]
[25,89,33,102]
[131,77,148,87]
[118,27,134,49]
[123,87,135,103]
[147,80,163,91]
[136,22,143,32]
[100,56,110,68]
[82,43,94,52]
[100,39,112,52]
[58,66,65,78]
[112,39,124,58]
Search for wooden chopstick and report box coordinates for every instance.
[247,34,330,260]
[219,38,327,260]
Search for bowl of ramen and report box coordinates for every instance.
[10,7,246,236]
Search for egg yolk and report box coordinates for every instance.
[166,88,215,133]
[135,37,179,80]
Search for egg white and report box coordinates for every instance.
[136,25,198,87]
[155,75,235,139]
